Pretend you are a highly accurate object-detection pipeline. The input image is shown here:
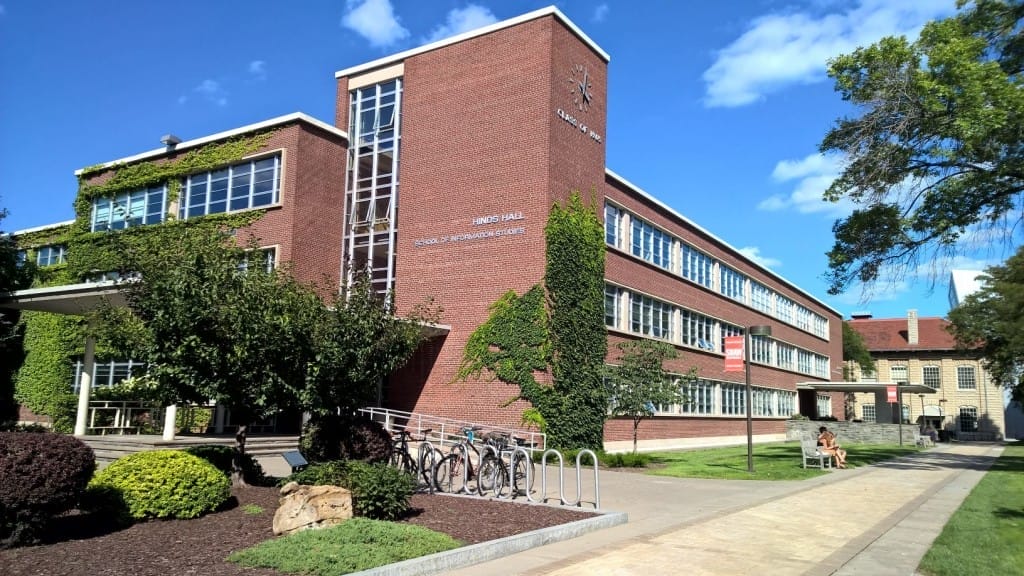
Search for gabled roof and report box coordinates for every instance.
[848,316,957,351]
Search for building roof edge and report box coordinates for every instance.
[10,220,77,237]
[604,168,843,318]
[334,5,610,79]
[73,112,347,176]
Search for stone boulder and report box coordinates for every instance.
[272,481,354,536]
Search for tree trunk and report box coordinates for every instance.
[633,417,640,454]
[233,423,249,488]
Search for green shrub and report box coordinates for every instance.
[89,450,230,519]
[278,460,413,521]
[278,461,351,488]
[0,431,95,548]
[184,444,267,485]
[300,416,392,464]
[602,452,651,468]
[552,448,601,466]
[344,460,415,521]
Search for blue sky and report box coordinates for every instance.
[0,0,993,320]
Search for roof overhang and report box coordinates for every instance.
[0,281,130,315]
[796,382,938,394]
[418,322,451,339]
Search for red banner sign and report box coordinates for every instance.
[887,385,897,403]
[724,336,745,372]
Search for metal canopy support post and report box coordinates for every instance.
[73,328,96,436]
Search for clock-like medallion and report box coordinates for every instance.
[568,63,593,112]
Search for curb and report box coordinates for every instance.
[353,508,629,576]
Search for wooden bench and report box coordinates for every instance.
[801,439,833,470]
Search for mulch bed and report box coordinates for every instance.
[1,486,598,576]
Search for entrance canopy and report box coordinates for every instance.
[797,382,938,395]
[0,280,129,314]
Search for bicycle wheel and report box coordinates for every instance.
[512,455,536,495]
[434,453,464,493]
[418,447,442,489]
[478,455,506,497]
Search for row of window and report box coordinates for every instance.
[647,378,798,418]
[605,203,829,339]
[860,364,978,390]
[605,284,832,378]
[90,155,282,232]
[16,244,67,267]
[861,404,979,432]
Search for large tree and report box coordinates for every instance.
[606,340,693,454]
[820,0,1024,295]
[947,251,1022,400]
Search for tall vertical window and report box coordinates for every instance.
[817,394,832,417]
[92,185,166,231]
[35,245,66,266]
[178,156,280,218]
[957,366,976,389]
[753,388,774,416]
[812,315,829,339]
[604,203,621,249]
[721,383,745,415]
[775,295,794,323]
[720,265,745,301]
[750,281,772,313]
[629,293,673,340]
[777,344,795,371]
[750,334,772,364]
[776,390,796,417]
[630,219,671,270]
[923,365,941,389]
[959,406,978,432]
[795,305,812,331]
[604,285,620,329]
[681,244,713,288]
[814,355,829,378]
[237,247,277,274]
[346,78,402,296]
[681,379,715,415]
[680,309,716,351]
[798,350,813,374]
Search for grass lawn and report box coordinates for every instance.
[228,517,462,575]
[642,442,921,480]
[918,443,1024,576]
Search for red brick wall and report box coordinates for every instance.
[603,415,786,442]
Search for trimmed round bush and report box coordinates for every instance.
[0,431,95,548]
[300,416,392,464]
[89,450,231,520]
[183,444,266,485]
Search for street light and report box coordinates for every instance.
[745,325,772,473]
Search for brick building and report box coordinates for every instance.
[9,7,842,449]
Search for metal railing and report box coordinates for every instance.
[87,400,156,434]
[359,406,546,453]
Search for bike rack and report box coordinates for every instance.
[537,449,600,509]
[416,440,442,494]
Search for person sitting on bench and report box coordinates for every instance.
[818,426,847,469]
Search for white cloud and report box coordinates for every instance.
[760,152,852,216]
[342,0,410,48]
[425,5,498,43]
[702,0,954,108]
[249,60,267,81]
[593,3,609,23]
[193,79,228,107]
[738,246,782,270]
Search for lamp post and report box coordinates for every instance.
[745,325,772,473]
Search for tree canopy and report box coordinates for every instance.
[820,0,1024,295]
[606,340,693,454]
[841,321,875,379]
[947,251,1023,401]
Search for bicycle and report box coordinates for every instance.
[433,426,503,495]
[486,434,537,497]
[390,427,443,488]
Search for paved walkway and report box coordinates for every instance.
[445,443,1002,576]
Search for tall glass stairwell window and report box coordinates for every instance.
[345,78,402,297]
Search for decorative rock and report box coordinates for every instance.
[272,482,354,536]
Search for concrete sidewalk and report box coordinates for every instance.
[444,443,1002,576]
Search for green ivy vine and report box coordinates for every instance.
[14,130,276,426]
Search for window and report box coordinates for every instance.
[797,350,813,374]
[750,281,772,314]
[721,383,745,415]
[814,355,829,378]
[775,295,794,324]
[604,285,620,329]
[681,244,713,288]
[901,403,911,423]
[721,324,743,356]
[681,379,715,415]
[629,293,674,340]
[890,365,908,385]
[957,366,976,390]
[35,244,66,266]
[179,156,281,219]
[817,394,832,417]
[72,359,144,393]
[630,218,671,270]
[750,334,772,364]
[753,388,774,416]
[776,343,795,371]
[776,390,796,417]
[92,185,166,231]
[862,404,876,423]
[680,308,716,351]
[812,315,829,339]
[720,265,745,301]
[604,203,621,248]
[237,247,277,274]
[860,367,877,382]
[959,406,978,432]
[795,305,813,331]
[923,365,941,389]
